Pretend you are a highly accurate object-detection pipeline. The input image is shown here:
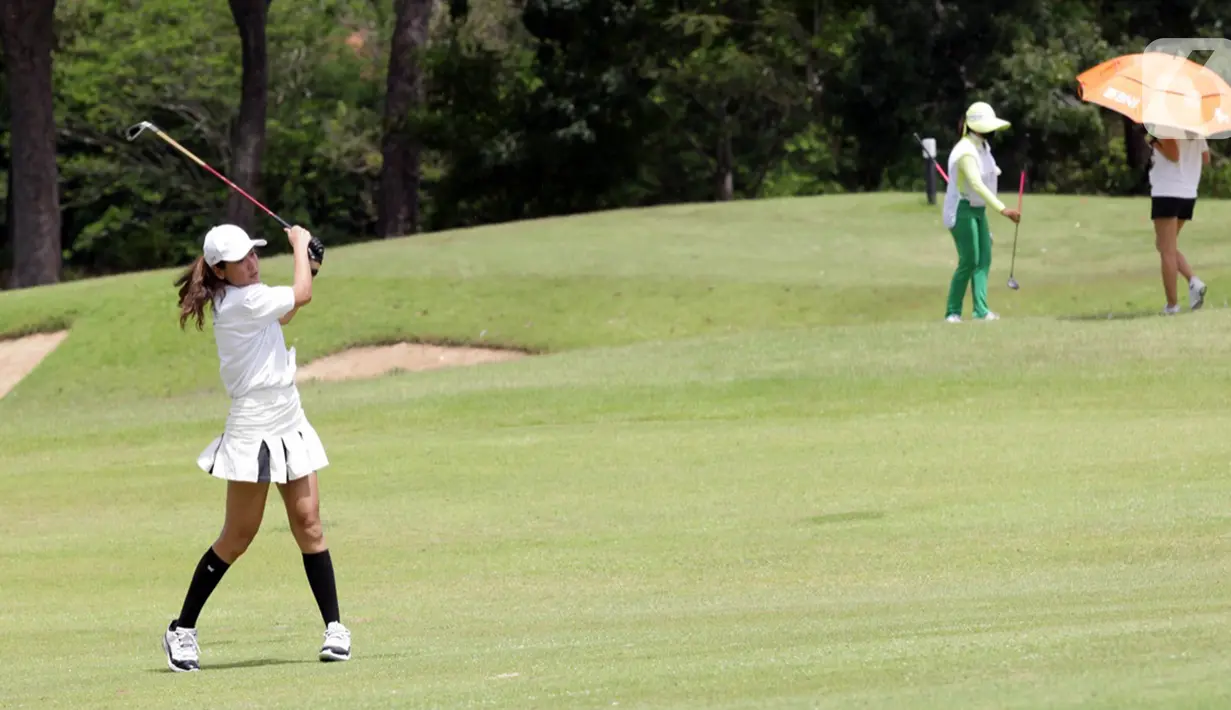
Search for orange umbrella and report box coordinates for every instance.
[1076,52,1231,138]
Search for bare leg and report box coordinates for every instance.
[1176,252,1194,283]
[278,473,326,553]
[1154,217,1180,307]
[170,481,268,635]
[1175,219,1194,283]
[279,473,342,629]
[214,481,270,562]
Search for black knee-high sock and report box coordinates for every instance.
[302,549,340,625]
[174,547,231,629]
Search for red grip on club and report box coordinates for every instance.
[1017,170,1026,211]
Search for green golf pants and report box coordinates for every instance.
[946,200,992,318]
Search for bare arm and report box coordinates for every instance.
[1151,137,1181,162]
[279,227,314,325]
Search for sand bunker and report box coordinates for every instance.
[0,333,520,397]
[296,342,526,383]
[0,330,68,399]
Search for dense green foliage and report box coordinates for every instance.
[2,0,1229,282]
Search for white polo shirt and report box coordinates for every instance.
[212,284,298,399]
[1150,137,1208,198]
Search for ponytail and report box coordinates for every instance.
[174,256,227,331]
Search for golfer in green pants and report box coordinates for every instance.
[941,101,1021,322]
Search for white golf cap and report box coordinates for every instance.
[203,224,267,266]
[965,101,1011,134]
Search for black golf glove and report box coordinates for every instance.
[308,237,325,276]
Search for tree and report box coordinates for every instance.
[227,0,273,233]
[50,0,388,275]
[378,0,434,238]
[1,0,61,288]
[506,0,673,215]
[0,50,9,286]
[649,2,815,201]
[2,169,12,288]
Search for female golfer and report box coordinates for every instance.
[1147,130,1209,313]
[161,223,350,672]
[941,101,1021,322]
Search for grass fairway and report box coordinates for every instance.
[4,192,1231,708]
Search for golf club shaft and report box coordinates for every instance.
[1009,222,1020,275]
[1009,170,1025,277]
[912,133,950,182]
[925,158,945,182]
[128,121,291,230]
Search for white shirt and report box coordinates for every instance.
[212,283,298,399]
[1150,137,1208,198]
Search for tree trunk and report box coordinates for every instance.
[715,128,734,201]
[378,0,433,238]
[2,168,12,289]
[226,0,271,233]
[1,0,61,289]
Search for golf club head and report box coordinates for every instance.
[1007,278,1019,290]
[124,120,156,142]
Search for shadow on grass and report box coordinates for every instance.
[147,658,312,674]
[206,658,316,671]
[151,652,409,673]
[0,314,76,341]
[1056,309,1164,322]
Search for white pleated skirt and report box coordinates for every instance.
[196,384,329,484]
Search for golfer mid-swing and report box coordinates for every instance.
[162,223,350,672]
[941,101,1021,322]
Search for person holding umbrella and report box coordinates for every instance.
[1146,129,1209,313]
[1075,51,1227,313]
[941,101,1022,323]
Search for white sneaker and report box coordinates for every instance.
[1163,304,1181,315]
[319,621,351,662]
[162,622,200,672]
[945,314,961,323]
[1189,279,1207,310]
[975,311,1000,321]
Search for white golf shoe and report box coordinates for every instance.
[1189,278,1207,310]
[975,311,1000,321]
[319,621,351,662]
[945,314,961,323]
[162,622,200,672]
[1163,304,1181,315]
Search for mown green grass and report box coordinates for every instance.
[4,192,1231,708]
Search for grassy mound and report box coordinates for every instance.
[4,192,1231,708]
[3,192,1221,404]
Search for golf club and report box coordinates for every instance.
[1007,169,1026,290]
[127,120,324,275]
[125,120,291,230]
[912,132,950,183]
